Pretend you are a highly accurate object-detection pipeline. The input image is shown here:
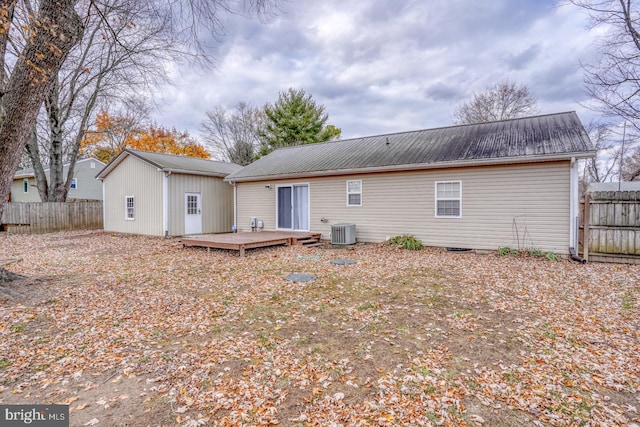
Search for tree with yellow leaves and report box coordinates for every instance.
[81,110,210,163]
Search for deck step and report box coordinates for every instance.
[303,242,326,248]
[295,238,319,245]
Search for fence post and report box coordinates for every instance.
[583,193,590,262]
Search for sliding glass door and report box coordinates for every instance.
[277,184,309,231]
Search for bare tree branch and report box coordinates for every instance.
[566,0,640,131]
[200,102,265,165]
[453,80,539,125]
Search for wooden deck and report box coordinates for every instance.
[180,231,322,256]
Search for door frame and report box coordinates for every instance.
[275,183,310,232]
[184,192,202,235]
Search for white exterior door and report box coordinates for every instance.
[184,192,202,235]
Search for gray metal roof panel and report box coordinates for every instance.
[226,112,595,182]
[126,150,242,176]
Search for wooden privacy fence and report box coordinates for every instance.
[1,202,103,234]
[583,191,640,264]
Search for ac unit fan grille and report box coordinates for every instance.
[331,224,356,245]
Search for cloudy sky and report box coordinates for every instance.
[153,0,602,146]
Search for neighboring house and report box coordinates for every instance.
[225,112,596,255]
[11,158,106,202]
[96,149,242,237]
[587,182,640,192]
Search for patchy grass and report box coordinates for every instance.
[0,231,638,426]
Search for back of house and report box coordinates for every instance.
[225,112,595,255]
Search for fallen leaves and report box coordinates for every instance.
[0,230,638,426]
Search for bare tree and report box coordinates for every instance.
[0,0,279,219]
[453,80,539,124]
[566,1,640,131]
[201,102,265,166]
[580,119,640,187]
[24,0,175,202]
[582,121,622,184]
[622,145,640,179]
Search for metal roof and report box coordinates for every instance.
[96,149,242,179]
[225,112,595,182]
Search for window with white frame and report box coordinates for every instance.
[347,180,362,206]
[70,178,77,189]
[435,181,461,217]
[23,178,28,193]
[125,196,135,220]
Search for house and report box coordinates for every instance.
[96,149,242,237]
[224,112,596,255]
[11,157,106,202]
[587,181,640,192]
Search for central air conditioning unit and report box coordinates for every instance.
[331,223,356,245]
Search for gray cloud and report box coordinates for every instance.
[507,45,542,70]
[424,82,464,102]
[151,0,601,143]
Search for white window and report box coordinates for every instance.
[23,178,28,193]
[90,161,96,169]
[347,180,362,206]
[186,194,198,215]
[435,181,461,218]
[125,196,135,220]
[70,178,77,189]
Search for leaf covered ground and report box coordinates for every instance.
[0,231,638,426]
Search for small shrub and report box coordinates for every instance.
[498,247,520,256]
[386,234,424,250]
[0,358,11,370]
[527,248,545,257]
[545,252,559,261]
[497,246,512,256]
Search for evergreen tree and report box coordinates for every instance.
[258,88,341,157]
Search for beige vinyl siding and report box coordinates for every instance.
[236,161,571,254]
[10,178,40,202]
[168,174,234,235]
[10,159,104,202]
[67,159,104,200]
[103,155,163,236]
[236,182,277,231]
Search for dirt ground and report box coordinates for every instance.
[0,230,638,426]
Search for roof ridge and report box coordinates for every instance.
[270,111,577,151]
[126,149,238,165]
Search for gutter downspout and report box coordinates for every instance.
[568,157,586,263]
[163,171,171,238]
[569,157,577,251]
[229,181,237,232]
[100,178,105,228]
[570,247,586,264]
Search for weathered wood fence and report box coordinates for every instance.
[583,191,640,264]
[1,202,103,234]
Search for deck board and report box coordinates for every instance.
[180,231,321,256]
